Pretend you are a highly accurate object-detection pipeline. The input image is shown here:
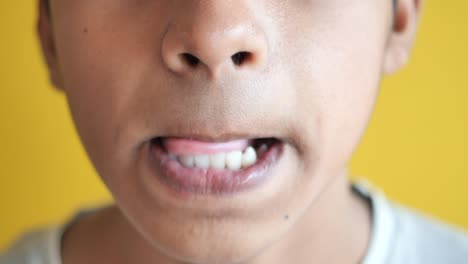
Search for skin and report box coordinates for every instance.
[37,0,422,263]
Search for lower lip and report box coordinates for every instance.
[148,139,284,196]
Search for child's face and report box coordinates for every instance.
[40,0,418,262]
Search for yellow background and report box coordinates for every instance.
[1,1,467,250]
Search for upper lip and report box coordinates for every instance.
[139,123,297,151]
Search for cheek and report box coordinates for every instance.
[314,41,383,161]
[53,4,171,173]
[287,6,387,171]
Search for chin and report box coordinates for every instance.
[142,222,282,264]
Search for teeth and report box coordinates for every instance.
[178,155,194,168]
[174,146,261,170]
[242,146,257,167]
[226,151,243,170]
[210,153,226,169]
[194,155,210,169]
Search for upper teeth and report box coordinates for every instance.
[176,146,258,170]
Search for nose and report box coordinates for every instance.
[161,1,268,79]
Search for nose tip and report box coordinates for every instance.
[161,4,268,79]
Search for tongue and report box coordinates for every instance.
[163,138,250,155]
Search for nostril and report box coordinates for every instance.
[231,51,252,66]
[180,53,200,67]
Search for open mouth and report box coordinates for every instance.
[149,137,284,195]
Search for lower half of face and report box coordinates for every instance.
[53,0,390,262]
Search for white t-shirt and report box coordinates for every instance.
[2,182,468,264]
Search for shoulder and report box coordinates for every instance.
[0,206,110,264]
[354,180,468,264]
[0,226,62,264]
[388,204,468,264]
